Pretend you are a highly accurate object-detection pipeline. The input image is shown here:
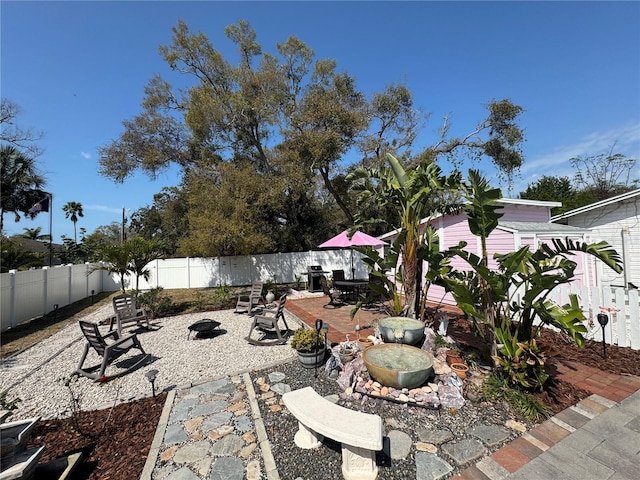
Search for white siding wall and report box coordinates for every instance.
[561,197,639,288]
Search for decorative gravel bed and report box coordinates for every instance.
[250,353,534,480]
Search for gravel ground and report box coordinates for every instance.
[0,304,300,421]
[251,356,533,480]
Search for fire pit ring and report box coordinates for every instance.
[187,319,222,340]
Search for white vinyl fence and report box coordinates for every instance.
[546,285,640,350]
[1,250,361,331]
[1,263,107,332]
[4,252,638,351]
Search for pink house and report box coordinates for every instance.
[380,199,594,308]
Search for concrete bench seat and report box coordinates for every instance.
[282,386,383,480]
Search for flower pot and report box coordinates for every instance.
[339,349,355,364]
[265,290,275,304]
[446,351,463,366]
[297,349,326,369]
[450,363,469,380]
[358,338,373,349]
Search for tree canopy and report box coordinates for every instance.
[98,20,526,257]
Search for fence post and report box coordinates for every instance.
[186,257,191,289]
[42,266,49,318]
[9,270,17,329]
[67,264,72,306]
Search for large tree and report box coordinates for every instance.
[98,21,526,255]
[0,145,47,232]
[0,98,44,157]
[520,149,638,213]
[571,148,638,201]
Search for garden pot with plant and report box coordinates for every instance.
[445,348,463,366]
[290,328,326,369]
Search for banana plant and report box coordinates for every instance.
[439,170,623,386]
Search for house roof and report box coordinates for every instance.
[498,198,562,208]
[551,189,640,222]
[378,197,562,240]
[497,221,590,234]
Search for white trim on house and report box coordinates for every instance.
[551,189,640,222]
[378,198,562,241]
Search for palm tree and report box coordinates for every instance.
[90,237,165,293]
[63,201,84,243]
[349,153,461,318]
[21,226,51,241]
[0,145,46,232]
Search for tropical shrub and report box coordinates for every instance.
[439,170,623,388]
[290,328,325,353]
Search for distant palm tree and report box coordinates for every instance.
[21,226,51,241]
[0,145,46,232]
[63,201,84,243]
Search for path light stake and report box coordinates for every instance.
[145,369,159,397]
[597,313,609,359]
[91,289,95,305]
[315,319,323,378]
[53,304,59,322]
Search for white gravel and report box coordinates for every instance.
[0,304,302,421]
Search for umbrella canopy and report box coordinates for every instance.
[318,230,387,249]
[318,230,387,278]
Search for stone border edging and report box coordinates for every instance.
[243,372,280,480]
[139,389,175,480]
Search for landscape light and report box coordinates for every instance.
[597,313,609,359]
[145,369,159,397]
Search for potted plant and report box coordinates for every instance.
[445,347,463,366]
[291,328,326,369]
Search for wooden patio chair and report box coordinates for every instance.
[76,321,149,382]
[246,294,290,345]
[110,293,150,336]
[234,281,264,314]
[320,275,345,308]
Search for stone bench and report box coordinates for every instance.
[282,386,383,480]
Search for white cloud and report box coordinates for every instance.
[80,151,91,159]
[512,122,640,194]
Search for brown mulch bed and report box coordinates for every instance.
[26,393,166,479]
[24,319,640,479]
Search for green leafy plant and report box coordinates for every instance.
[439,169,623,388]
[0,390,21,411]
[290,328,325,353]
[262,279,276,296]
[481,373,552,421]
[137,287,173,318]
[493,322,549,390]
[212,283,234,307]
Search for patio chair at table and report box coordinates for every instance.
[76,320,150,382]
[246,294,290,345]
[320,275,345,308]
[332,269,345,283]
[234,281,264,314]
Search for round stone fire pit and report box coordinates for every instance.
[362,343,434,389]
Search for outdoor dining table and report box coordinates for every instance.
[333,279,369,302]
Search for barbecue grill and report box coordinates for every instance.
[307,265,329,292]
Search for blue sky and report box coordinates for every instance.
[2,1,639,243]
